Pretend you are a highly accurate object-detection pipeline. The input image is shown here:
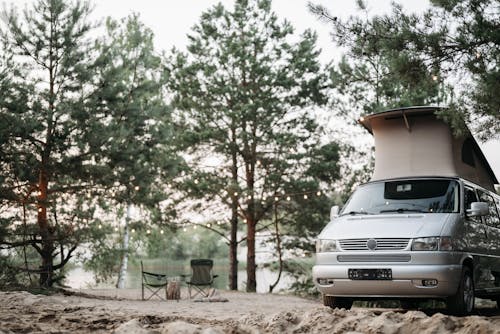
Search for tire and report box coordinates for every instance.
[323,295,353,310]
[446,267,474,316]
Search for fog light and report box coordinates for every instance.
[317,278,334,285]
[422,279,438,287]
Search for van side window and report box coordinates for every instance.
[464,187,478,210]
[478,191,500,228]
[464,187,481,222]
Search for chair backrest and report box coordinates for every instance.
[190,259,214,285]
[141,260,167,285]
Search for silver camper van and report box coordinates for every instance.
[313,107,500,315]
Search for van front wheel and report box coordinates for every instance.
[446,267,474,316]
[323,295,353,310]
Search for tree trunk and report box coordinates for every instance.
[116,204,131,289]
[269,204,283,293]
[38,169,54,287]
[229,204,238,290]
[246,218,256,292]
[228,126,239,290]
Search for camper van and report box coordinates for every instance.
[312,106,500,315]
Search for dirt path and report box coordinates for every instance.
[0,289,499,333]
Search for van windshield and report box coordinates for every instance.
[341,179,459,215]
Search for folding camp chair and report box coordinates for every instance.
[185,259,218,299]
[141,261,169,301]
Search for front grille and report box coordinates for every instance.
[337,254,411,262]
[338,238,410,251]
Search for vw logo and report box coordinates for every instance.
[367,239,377,250]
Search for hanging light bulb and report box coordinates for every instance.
[134,185,140,191]
[194,179,199,184]
[317,191,321,196]
[207,223,211,228]
[160,230,164,235]
[234,192,238,196]
[304,194,308,199]
[131,228,135,233]
[146,229,151,234]
[114,227,118,232]
[286,196,291,201]
[432,75,438,81]
[274,196,279,201]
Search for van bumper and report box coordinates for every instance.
[312,264,462,298]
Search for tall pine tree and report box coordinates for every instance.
[0,1,177,287]
[166,0,338,292]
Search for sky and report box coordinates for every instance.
[11,0,500,183]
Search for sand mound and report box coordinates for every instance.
[0,290,499,333]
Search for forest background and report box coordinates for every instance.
[0,0,498,294]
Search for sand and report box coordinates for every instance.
[0,288,499,333]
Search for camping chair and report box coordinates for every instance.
[141,261,169,301]
[185,259,218,299]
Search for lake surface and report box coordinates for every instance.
[66,260,294,293]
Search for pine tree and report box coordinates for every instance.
[310,0,499,138]
[166,0,338,292]
[0,1,177,287]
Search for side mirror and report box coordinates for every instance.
[330,205,340,221]
[467,202,489,217]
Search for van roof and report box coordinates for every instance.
[358,106,498,190]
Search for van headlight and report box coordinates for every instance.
[316,239,338,253]
[411,237,453,251]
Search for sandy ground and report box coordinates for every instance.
[1,288,500,333]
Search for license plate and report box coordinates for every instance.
[348,269,392,280]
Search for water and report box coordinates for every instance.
[66,261,294,293]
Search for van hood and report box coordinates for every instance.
[318,213,452,240]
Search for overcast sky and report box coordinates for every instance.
[11,0,500,182]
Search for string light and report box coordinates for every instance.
[134,186,140,191]
[316,191,321,196]
[160,230,164,234]
[98,224,102,229]
[304,194,308,199]
[286,196,291,201]
[114,227,118,232]
[146,229,151,234]
[194,179,199,184]
[234,192,238,196]
[183,227,187,232]
[432,75,438,81]
[38,207,43,212]
[207,223,211,228]
[274,196,279,202]
[131,228,135,233]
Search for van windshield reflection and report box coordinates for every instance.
[340,179,459,215]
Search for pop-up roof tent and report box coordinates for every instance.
[359,106,498,192]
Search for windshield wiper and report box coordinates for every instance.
[379,208,426,214]
[340,211,373,216]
